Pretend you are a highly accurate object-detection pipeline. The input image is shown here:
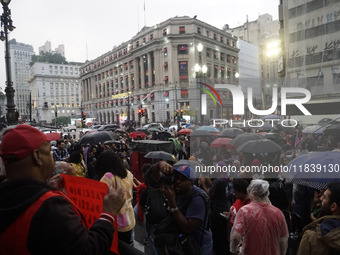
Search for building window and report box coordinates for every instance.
[214,65,218,78]
[178,44,188,54]
[143,37,146,44]
[136,41,139,47]
[206,30,210,37]
[206,48,211,58]
[214,33,217,40]
[213,50,218,59]
[149,34,153,40]
[197,27,201,34]
[220,52,225,61]
[163,62,168,71]
[207,64,212,78]
[179,61,188,82]
[220,36,224,43]
[179,26,185,34]
[221,67,225,79]
[163,29,167,36]
[163,47,168,57]
[181,90,188,99]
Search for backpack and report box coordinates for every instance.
[144,188,170,226]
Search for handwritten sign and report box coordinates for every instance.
[61,174,119,254]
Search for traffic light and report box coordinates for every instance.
[82,112,86,127]
[142,109,146,116]
[138,108,142,117]
[180,109,183,121]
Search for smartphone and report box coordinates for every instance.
[220,213,228,219]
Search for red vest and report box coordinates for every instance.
[0,190,87,255]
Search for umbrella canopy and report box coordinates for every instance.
[196,126,220,133]
[258,132,283,145]
[168,138,183,151]
[230,133,265,147]
[78,131,118,145]
[287,151,340,189]
[145,151,177,162]
[135,128,151,135]
[302,125,325,134]
[210,138,236,149]
[218,128,244,138]
[261,114,281,120]
[129,131,147,138]
[188,125,199,130]
[236,139,282,153]
[257,123,278,132]
[178,128,192,135]
[189,129,214,137]
[323,124,340,136]
[148,127,162,132]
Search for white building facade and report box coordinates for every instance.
[80,16,239,125]
[8,39,35,119]
[279,0,340,124]
[28,62,81,124]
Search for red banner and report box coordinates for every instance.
[61,175,119,254]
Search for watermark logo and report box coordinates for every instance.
[200,84,312,116]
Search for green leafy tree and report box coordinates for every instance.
[51,116,71,127]
[30,52,68,66]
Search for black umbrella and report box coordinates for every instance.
[323,124,340,136]
[189,130,214,137]
[230,133,265,147]
[218,128,244,138]
[287,151,340,190]
[236,139,282,154]
[145,151,177,162]
[78,131,118,145]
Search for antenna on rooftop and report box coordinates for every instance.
[144,0,146,27]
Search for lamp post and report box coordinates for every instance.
[0,0,17,125]
[195,43,207,125]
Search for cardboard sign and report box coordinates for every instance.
[61,174,119,254]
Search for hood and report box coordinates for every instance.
[0,176,52,233]
[316,215,340,251]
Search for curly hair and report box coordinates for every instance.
[94,150,127,180]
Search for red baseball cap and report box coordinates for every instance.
[0,125,60,161]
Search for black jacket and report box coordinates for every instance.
[0,176,114,255]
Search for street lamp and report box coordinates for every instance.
[0,0,17,125]
[196,43,208,125]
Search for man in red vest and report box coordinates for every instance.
[0,125,125,255]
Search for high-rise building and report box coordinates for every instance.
[279,0,340,124]
[226,14,281,110]
[80,16,239,125]
[38,40,65,56]
[8,39,35,119]
[28,62,81,124]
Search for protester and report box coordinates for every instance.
[0,125,125,255]
[68,149,87,177]
[230,179,288,255]
[224,178,250,228]
[209,161,232,255]
[52,139,69,161]
[146,161,213,255]
[53,161,77,176]
[297,182,340,255]
[94,150,136,246]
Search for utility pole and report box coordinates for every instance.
[29,91,32,122]
[54,105,57,128]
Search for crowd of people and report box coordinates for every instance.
[0,123,340,255]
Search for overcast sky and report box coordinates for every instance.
[0,0,279,91]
